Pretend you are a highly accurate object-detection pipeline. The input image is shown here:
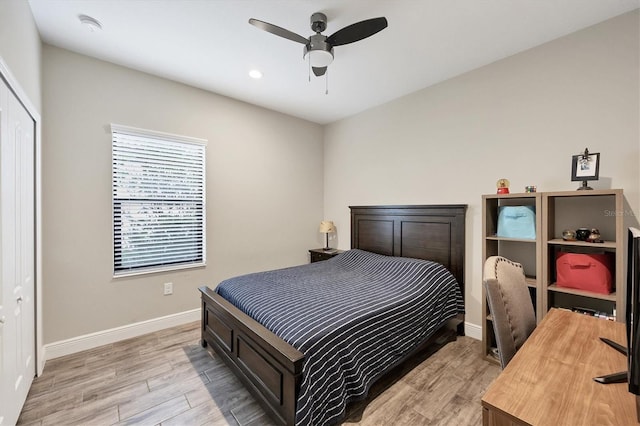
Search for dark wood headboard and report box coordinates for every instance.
[350,205,467,297]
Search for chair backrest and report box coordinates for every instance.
[484,256,536,369]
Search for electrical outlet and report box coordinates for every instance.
[163,282,173,295]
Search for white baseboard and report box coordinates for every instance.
[464,321,482,340]
[43,308,201,361]
[42,309,481,361]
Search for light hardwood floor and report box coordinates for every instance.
[17,322,500,426]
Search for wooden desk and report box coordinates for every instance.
[482,308,638,425]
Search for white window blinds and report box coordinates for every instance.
[111,124,206,275]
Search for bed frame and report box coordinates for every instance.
[199,204,466,425]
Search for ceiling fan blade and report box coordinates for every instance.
[249,18,308,44]
[312,66,327,77]
[326,17,388,46]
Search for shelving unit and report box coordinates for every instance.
[542,189,623,322]
[481,189,624,365]
[482,193,542,364]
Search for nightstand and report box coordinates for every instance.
[309,248,344,263]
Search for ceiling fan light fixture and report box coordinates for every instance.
[305,49,334,67]
[249,69,263,79]
[304,34,334,67]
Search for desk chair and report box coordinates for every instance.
[484,256,536,369]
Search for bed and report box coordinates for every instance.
[199,204,466,425]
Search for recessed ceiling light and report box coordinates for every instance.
[78,14,102,32]
[249,69,263,79]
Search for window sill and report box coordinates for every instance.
[113,262,206,279]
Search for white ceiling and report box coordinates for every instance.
[28,0,639,124]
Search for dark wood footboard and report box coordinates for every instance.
[199,286,304,426]
[200,284,463,426]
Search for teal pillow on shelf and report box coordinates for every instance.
[497,206,536,239]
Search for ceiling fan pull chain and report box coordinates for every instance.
[325,69,329,95]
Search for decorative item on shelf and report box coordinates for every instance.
[496,178,510,194]
[571,307,614,320]
[571,148,600,190]
[496,205,536,239]
[525,185,537,193]
[556,252,613,294]
[318,220,336,251]
[575,227,591,241]
[587,228,603,243]
[562,229,577,241]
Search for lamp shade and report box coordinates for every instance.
[318,220,336,233]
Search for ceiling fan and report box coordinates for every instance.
[249,12,388,77]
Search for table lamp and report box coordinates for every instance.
[318,221,336,251]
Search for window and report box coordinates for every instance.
[111,124,206,276]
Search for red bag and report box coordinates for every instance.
[556,252,613,294]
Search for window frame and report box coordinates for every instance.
[111,124,207,278]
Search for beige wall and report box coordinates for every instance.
[323,11,640,332]
[0,0,41,111]
[42,45,324,343]
[6,4,640,344]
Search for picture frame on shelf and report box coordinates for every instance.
[571,152,600,181]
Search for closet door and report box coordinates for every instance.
[0,77,36,426]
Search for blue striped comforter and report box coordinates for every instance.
[215,249,464,425]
